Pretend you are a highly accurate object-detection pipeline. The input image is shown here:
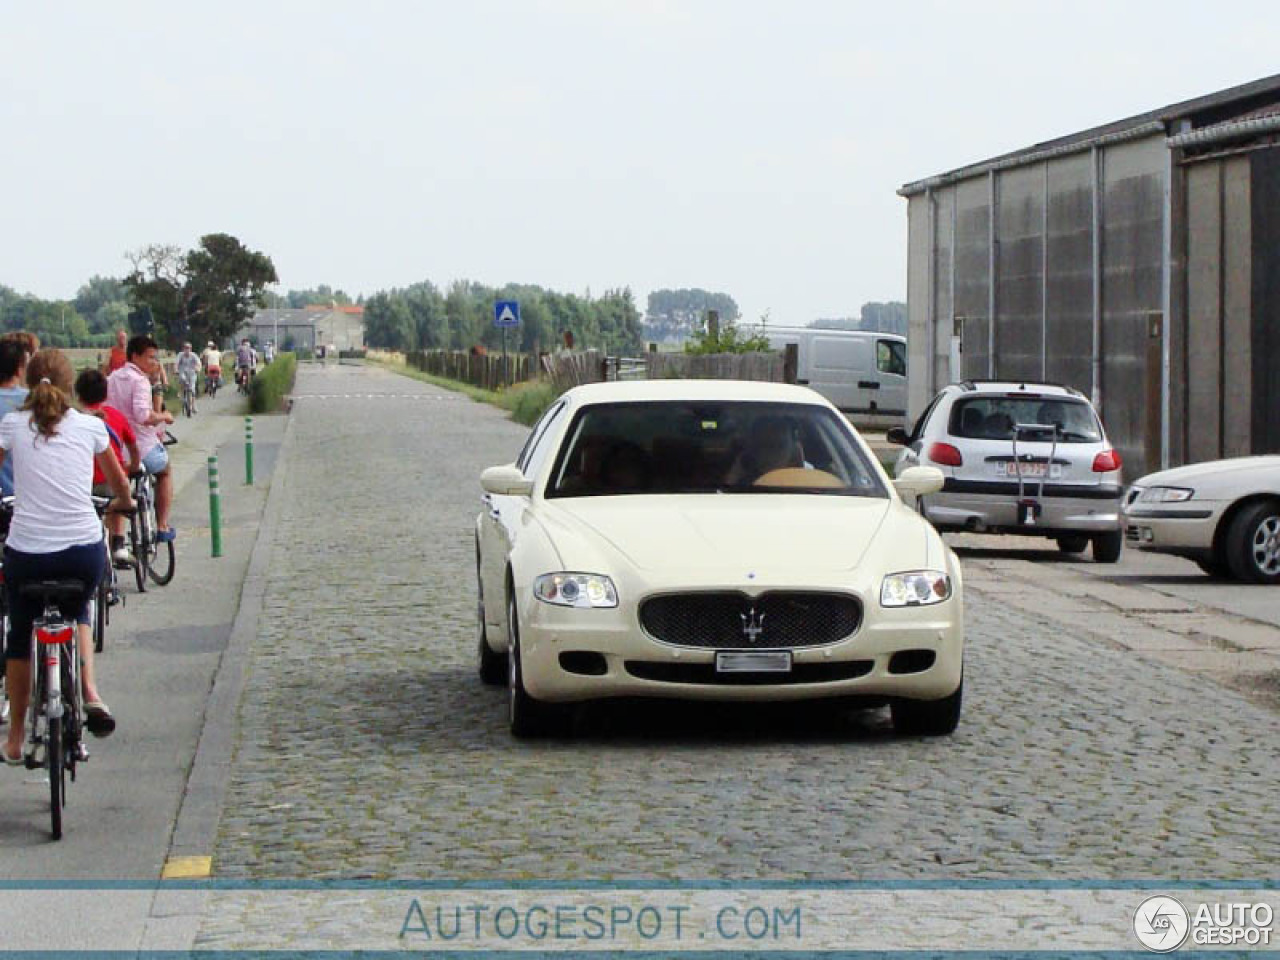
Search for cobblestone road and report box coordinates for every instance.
[206,362,1280,894]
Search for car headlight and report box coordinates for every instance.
[880,570,952,607]
[534,573,618,608]
[1137,486,1195,503]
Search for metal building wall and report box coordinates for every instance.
[994,166,1044,381]
[1252,147,1280,455]
[931,188,957,396]
[1044,154,1094,393]
[1098,137,1167,476]
[954,179,991,381]
[906,194,933,420]
[1183,155,1254,461]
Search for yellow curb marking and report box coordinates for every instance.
[161,856,212,879]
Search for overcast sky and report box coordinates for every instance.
[2,1,1275,325]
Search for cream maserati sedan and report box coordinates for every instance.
[475,380,963,738]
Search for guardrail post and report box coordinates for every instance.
[245,417,254,486]
[208,456,223,558]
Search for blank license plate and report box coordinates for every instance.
[716,651,792,673]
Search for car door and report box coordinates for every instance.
[875,338,908,416]
[480,400,567,634]
[894,391,945,475]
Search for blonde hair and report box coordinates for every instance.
[21,348,75,439]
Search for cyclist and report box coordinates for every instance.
[202,341,223,396]
[235,339,256,391]
[176,341,200,414]
[106,336,176,548]
[0,338,30,500]
[1,349,134,763]
[75,369,140,567]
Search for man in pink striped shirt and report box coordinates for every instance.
[106,335,176,543]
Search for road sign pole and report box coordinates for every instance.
[502,328,508,388]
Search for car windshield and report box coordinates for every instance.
[546,401,888,498]
[949,396,1102,442]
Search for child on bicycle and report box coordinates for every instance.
[75,368,140,567]
[1,350,134,763]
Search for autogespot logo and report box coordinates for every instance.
[1134,896,1190,952]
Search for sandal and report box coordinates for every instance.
[156,527,177,544]
[2,743,24,766]
[84,701,116,738]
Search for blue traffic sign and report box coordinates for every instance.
[494,300,521,327]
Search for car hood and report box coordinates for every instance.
[537,495,930,576]
[1133,455,1280,496]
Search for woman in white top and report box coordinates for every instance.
[0,349,133,765]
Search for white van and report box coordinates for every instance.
[764,327,907,417]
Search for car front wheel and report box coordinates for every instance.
[507,590,566,738]
[1225,500,1280,584]
[891,679,962,736]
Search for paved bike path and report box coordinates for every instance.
[0,384,286,948]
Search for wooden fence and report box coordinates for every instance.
[645,349,791,383]
[406,350,535,390]
[541,349,605,392]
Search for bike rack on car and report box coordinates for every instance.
[1010,422,1060,526]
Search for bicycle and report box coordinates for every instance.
[180,375,197,418]
[91,497,126,654]
[20,578,89,840]
[125,433,178,591]
[205,369,221,398]
[236,366,253,397]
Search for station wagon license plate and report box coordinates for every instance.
[995,461,1059,479]
[715,651,792,673]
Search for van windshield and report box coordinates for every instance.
[949,396,1101,442]
[547,401,887,498]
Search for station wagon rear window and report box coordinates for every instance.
[948,396,1101,442]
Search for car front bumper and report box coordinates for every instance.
[516,593,964,704]
[1124,501,1224,555]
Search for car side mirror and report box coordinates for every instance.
[481,464,534,497]
[886,426,910,446]
[893,466,945,499]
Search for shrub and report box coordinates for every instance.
[249,352,298,413]
[500,380,559,426]
[338,349,367,359]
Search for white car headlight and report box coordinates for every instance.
[880,570,952,607]
[534,573,618,608]
[1138,486,1195,503]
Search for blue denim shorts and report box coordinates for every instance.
[142,441,169,475]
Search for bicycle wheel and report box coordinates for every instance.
[93,581,106,653]
[45,657,63,841]
[130,508,148,593]
[182,389,192,418]
[148,538,175,586]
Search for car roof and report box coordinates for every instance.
[562,379,834,407]
[950,380,1086,400]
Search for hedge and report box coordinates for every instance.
[249,352,298,413]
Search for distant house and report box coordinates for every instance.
[241,305,365,352]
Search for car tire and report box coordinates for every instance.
[1224,500,1280,584]
[891,678,962,736]
[1194,556,1232,579]
[507,590,566,738]
[1091,530,1123,563]
[1056,535,1089,554]
[476,548,507,684]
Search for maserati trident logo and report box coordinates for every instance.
[740,607,766,643]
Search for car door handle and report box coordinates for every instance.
[858,380,880,390]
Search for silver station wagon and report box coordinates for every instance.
[889,381,1125,562]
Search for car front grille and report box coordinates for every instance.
[638,591,862,649]
[625,659,873,685]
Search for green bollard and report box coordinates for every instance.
[208,455,223,558]
[245,417,254,486]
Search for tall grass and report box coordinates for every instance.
[249,353,298,413]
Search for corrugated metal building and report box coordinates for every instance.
[900,74,1280,477]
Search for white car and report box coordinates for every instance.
[475,380,964,738]
[890,381,1125,562]
[1124,456,1280,583]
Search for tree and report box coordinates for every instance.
[125,235,277,346]
[644,288,740,342]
